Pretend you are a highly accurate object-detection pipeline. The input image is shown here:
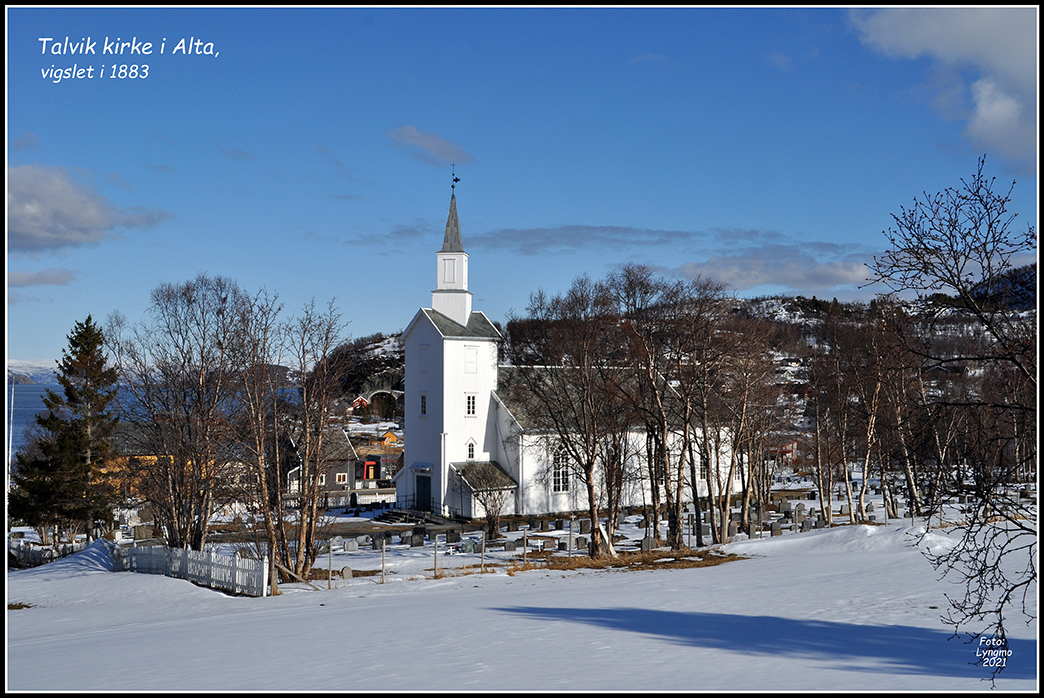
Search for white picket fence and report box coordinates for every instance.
[9,540,89,568]
[120,544,269,597]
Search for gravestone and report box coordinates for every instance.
[728,521,739,538]
[372,535,385,551]
[815,516,827,529]
[801,519,813,533]
[543,540,557,550]
[640,537,655,551]
[503,540,517,552]
[356,535,371,546]
[540,519,550,532]
[840,504,850,516]
[770,522,782,537]
[528,517,538,530]
[555,519,565,531]
[410,533,424,547]
[412,525,426,539]
[399,532,413,545]
[507,520,519,532]
[577,536,587,550]
[460,539,476,553]
[558,540,568,551]
[580,519,591,535]
[866,502,874,513]
[446,530,461,543]
[795,503,806,515]
[341,566,353,579]
[345,539,359,552]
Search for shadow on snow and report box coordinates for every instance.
[493,607,1036,680]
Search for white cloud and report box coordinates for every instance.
[12,132,40,151]
[388,125,473,168]
[7,164,172,255]
[220,147,255,162]
[8,267,77,287]
[672,244,870,294]
[629,53,668,65]
[966,78,1034,164]
[767,52,793,70]
[851,7,1037,173]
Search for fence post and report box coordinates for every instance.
[262,555,269,597]
[231,552,239,595]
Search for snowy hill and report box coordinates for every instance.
[6,521,1036,691]
[6,359,59,385]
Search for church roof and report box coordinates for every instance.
[452,460,517,492]
[494,366,551,431]
[495,364,659,432]
[421,308,502,340]
[441,193,464,253]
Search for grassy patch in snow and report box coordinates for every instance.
[510,548,746,573]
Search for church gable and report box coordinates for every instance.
[420,308,502,341]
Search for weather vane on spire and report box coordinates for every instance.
[451,163,460,191]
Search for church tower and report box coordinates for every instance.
[431,193,472,326]
[398,185,503,517]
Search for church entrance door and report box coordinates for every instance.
[416,474,431,512]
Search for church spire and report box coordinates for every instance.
[432,171,472,326]
[441,192,464,253]
[442,166,463,253]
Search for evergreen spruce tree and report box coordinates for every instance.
[9,316,121,543]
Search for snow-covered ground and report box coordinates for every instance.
[7,513,1037,691]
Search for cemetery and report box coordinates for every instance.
[261,477,997,585]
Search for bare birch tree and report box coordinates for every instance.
[106,274,246,550]
[505,276,620,557]
[866,155,1036,678]
[281,298,350,581]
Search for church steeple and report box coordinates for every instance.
[441,193,464,253]
[432,187,472,326]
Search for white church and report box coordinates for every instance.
[393,191,743,520]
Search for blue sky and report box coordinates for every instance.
[6,6,1038,362]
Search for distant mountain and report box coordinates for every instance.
[7,360,58,385]
[971,263,1037,311]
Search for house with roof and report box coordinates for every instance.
[394,190,744,521]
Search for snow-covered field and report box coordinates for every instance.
[7,517,1037,691]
